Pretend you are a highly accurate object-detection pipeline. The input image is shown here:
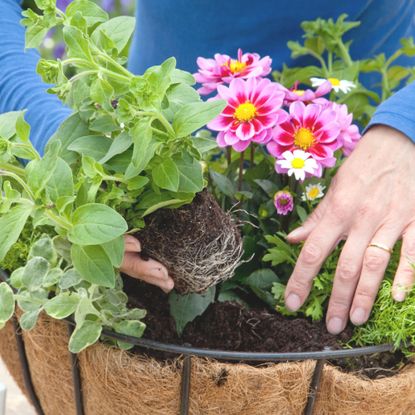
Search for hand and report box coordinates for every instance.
[284,125,415,334]
[120,235,175,293]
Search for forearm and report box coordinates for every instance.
[0,0,71,154]
[367,81,415,142]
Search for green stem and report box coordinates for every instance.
[337,41,353,67]
[238,151,245,191]
[307,49,329,76]
[0,163,25,177]
[328,52,333,73]
[70,70,97,83]
[100,68,132,83]
[381,69,391,101]
[136,110,175,138]
[385,50,403,68]
[226,147,232,167]
[12,144,40,161]
[97,53,132,78]
[44,209,72,230]
[0,170,35,200]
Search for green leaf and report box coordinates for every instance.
[209,171,236,198]
[22,257,49,291]
[100,131,132,164]
[114,320,146,349]
[58,269,82,290]
[10,268,24,290]
[91,16,135,52]
[192,136,218,154]
[71,244,116,288]
[171,69,195,85]
[68,135,112,161]
[0,283,15,327]
[169,287,215,335]
[175,158,204,193]
[26,141,60,198]
[19,309,41,331]
[130,119,158,175]
[69,320,102,353]
[90,78,114,110]
[63,26,93,60]
[0,203,32,262]
[68,203,128,246]
[47,113,90,165]
[101,236,124,268]
[152,159,180,192]
[0,111,25,139]
[21,9,51,49]
[44,293,80,319]
[45,158,74,203]
[243,269,279,307]
[29,236,57,265]
[43,268,63,288]
[173,101,226,138]
[66,0,108,27]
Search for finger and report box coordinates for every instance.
[350,224,401,326]
[120,253,174,292]
[286,192,331,243]
[326,231,372,334]
[285,216,344,311]
[392,224,415,301]
[124,235,142,253]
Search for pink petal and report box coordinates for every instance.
[233,140,251,152]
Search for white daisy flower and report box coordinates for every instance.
[276,150,318,181]
[301,183,326,201]
[310,77,356,93]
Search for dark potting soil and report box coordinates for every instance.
[122,278,408,379]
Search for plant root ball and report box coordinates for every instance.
[136,190,243,294]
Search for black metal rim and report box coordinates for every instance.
[0,269,404,415]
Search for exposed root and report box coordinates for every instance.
[136,190,243,294]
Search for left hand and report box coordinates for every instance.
[120,235,175,293]
[284,125,415,334]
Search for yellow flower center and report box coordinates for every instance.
[328,77,341,86]
[228,59,247,74]
[307,187,320,199]
[291,158,305,169]
[234,101,257,122]
[294,127,315,150]
[293,89,305,96]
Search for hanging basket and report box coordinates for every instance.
[1,312,415,415]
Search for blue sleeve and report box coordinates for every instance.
[367,81,415,141]
[0,0,71,154]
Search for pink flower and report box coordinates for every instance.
[274,191,294,215]
[267,101,340,175]
[207,78,285,152]
[282,81,332,105]
[194,49,272,95]
[330,103,361,156]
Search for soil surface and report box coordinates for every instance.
[123,278,409,379]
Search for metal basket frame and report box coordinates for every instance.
[1,272,398,415]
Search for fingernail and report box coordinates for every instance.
[285,293,301,311]
[351,307,367,325]
[287,227,304,241]
[394,290,406,302]
[327,317,344,334]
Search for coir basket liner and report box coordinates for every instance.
[1,313,415,415]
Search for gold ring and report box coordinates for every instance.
[367,243,393,254]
